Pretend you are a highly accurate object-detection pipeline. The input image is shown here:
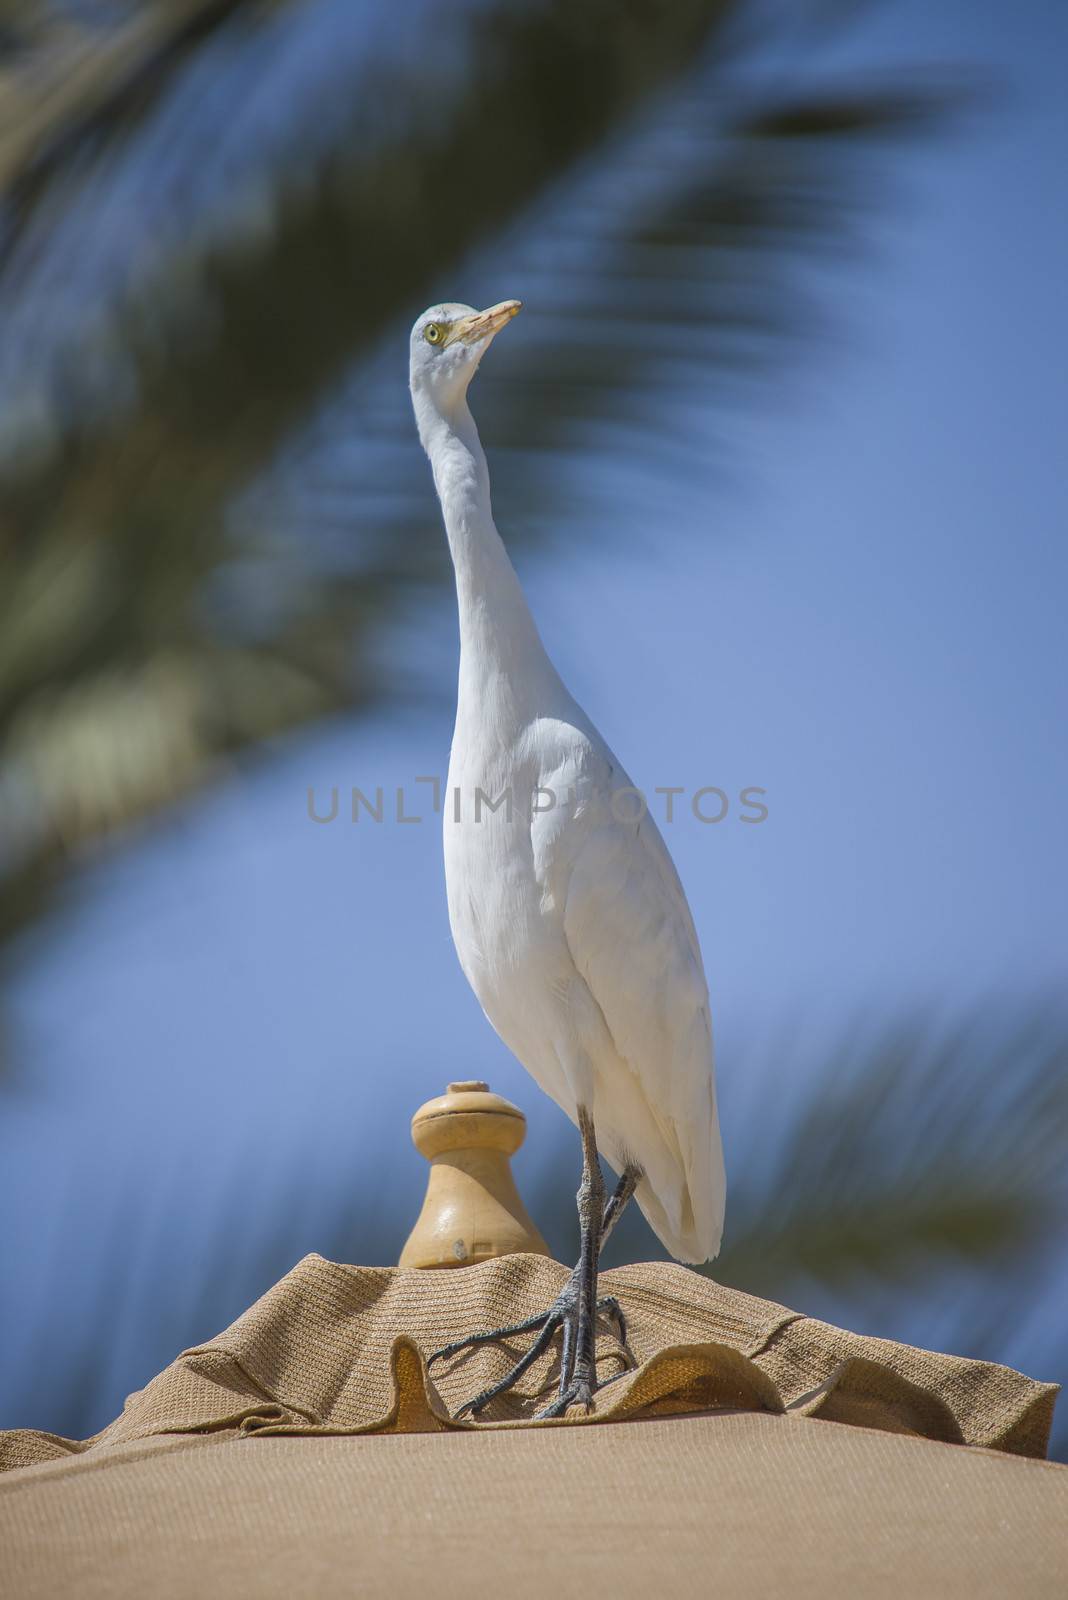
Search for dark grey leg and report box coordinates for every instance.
[600,1166,639,1251]
[554,1114,612,1399]
[427,1133,642,1421]
[536,1106,604,1416]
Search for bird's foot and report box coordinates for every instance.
[533,1374,594,1420]
[427,1278,628,1421]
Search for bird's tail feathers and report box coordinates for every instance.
[635,1166,723,1266]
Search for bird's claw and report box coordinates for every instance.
[426,1307,550,1369]
[428,1291,630,1420]
[596,1295,627,1348]
[534,1377,594,1420]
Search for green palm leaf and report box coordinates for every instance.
[0,2,957,955]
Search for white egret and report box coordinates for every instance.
[411,300,724,1418]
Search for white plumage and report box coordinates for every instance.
[410,299,724,1271]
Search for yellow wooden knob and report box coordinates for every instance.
[399,1081,550,1269]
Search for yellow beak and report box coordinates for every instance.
[455,299,522,345]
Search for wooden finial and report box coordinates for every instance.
[399,1081,550,1268]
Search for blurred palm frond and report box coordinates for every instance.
[0,0,287,211]
[0,1,957,958]
[711,1009,1068,1297]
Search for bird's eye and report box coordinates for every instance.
[424,323,444,346]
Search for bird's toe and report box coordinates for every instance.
[534,1377,594,1420]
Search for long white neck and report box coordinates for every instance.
[416,393,564,719]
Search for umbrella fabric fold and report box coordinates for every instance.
[1,1252,1058,1474]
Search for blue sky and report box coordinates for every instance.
[2,0,1066,1436]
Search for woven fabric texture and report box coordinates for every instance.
[0,1252,1059,1475]
[3,1418,1068,1600]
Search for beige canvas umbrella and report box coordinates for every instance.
[2,1085,1065,1597]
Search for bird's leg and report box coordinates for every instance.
[600,1165,639,1251]
[536,1105,603,1417]
[561,1162,640,1386]
[426,1138,641,1421]
[505,1163,637,1403]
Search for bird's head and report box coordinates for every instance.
[409,300,521,422]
